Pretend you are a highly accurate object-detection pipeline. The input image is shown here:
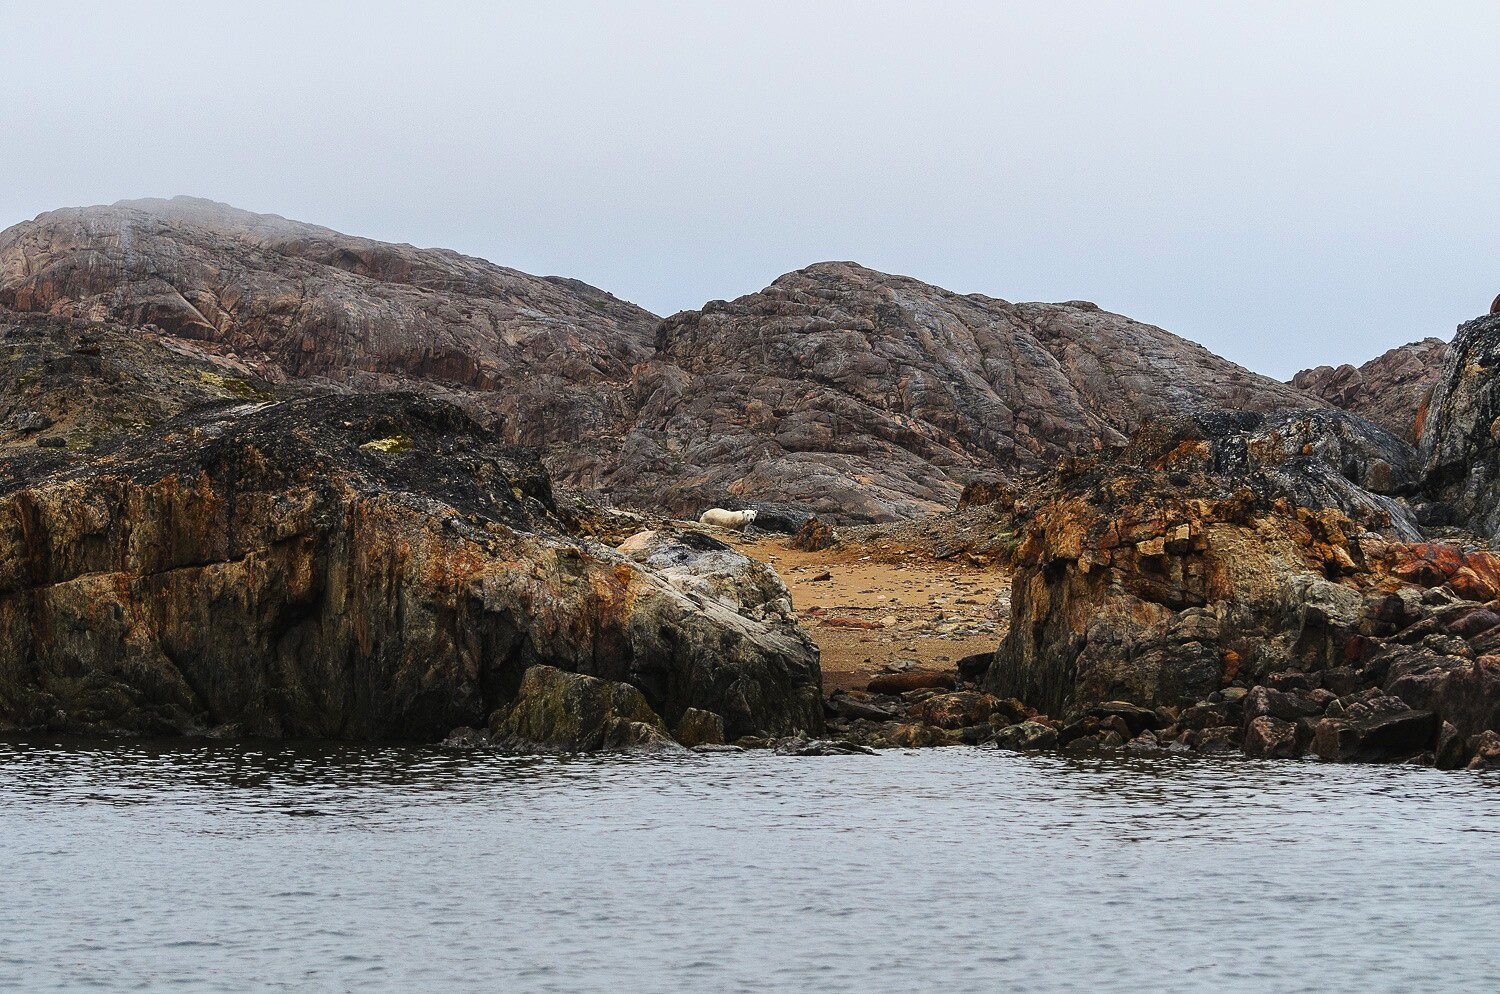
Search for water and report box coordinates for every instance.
[2,740,1497,993]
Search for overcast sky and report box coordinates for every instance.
[3,2,1497,377]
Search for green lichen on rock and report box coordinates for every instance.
[359,434,414,453]
[197,370,273,401]
[491,665,676,752]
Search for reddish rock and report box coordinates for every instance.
[1244,716,1299,758]
[1291,338,1449,442]
[867,670,956,694]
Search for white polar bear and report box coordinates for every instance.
[697,508,758,530]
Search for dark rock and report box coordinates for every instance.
[1443,608,1500,640]
[772,737,877,756]
[1435,721,1469,770]
[1265,671,1313,693]
[1312,709,1438,763]
[787,516,839,551]
[1179,703,1231,731]
[886,723,958,748]
[675,708,726,748]
[906,690,1006,730]
[1084,700,1164,735]
[442,726,490,748]
[1194,725,1241,754]
[956,651,994,683]
[1057,716,1102,745]
[826,691,898,723]
[1064,733,1103,753]
[1466,730,1500,770]
[1320,666,1365,698]
[1244,686,1325,723]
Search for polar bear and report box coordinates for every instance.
[697,508,757,530]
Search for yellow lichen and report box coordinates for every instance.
[359,435,414,453]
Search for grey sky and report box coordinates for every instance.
[3,1,1497,378]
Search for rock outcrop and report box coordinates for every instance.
[0,387,823,741]
[1292,338,1449,442]
[985,409,1421,718]
[1419,313,1500,539]
[611,262,1322,521]
[0,197,660,486]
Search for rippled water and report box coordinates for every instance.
[2,740,1497,993]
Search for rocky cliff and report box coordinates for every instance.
[1419,313,1500,540]
[0,197,660,486]
[0,353,823,741]
[1291,338,1449,442]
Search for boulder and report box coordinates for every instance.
[867,670,955,694]
[1311,709,1438,763]
[492,666,678,752]
[1243,716,1299,758]
[675,708,726,748]
[991,721,1059,751]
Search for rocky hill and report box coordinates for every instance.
[1,200,1333,523]
[1291,338,1449,442]
[0,197,660,485]
[608,262,1321,520]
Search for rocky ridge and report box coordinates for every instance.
[1292,337,1449,442]
[0,197,660,487]
[1,201,1334,524]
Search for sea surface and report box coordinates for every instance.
[2,738,1496,993]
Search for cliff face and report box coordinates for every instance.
[0,197,660,486]
[1419,314,1500,540]
[611,262,1321,521]
[1292,338,1449,442]
[0,379,823,741]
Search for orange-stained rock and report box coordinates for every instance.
[0,392,824,742]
